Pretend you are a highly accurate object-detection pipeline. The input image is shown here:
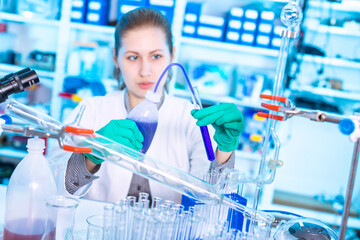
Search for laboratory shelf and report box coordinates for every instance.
[0,12,60,27]
[299,54,360,70]
[304,24,360,38]
[180,37,279,58]
[307,0,360,13]
[0,63,54,88]
[70,22,115,34]
[291,85,360,102]
[172,89,262,109]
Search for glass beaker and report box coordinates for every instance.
[44,196,80,240]
[86,215,103,240]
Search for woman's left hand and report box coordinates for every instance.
[191,103,245,152]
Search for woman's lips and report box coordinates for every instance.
[138,82,154,89]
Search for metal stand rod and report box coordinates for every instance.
[339,139,360,240]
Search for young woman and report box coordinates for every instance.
[50,8,244,204]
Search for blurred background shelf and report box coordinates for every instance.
[0,12,60,27]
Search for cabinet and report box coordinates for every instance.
[288,0,360,115]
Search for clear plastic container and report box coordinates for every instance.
[3,137,57,239]
[126,91,161,154]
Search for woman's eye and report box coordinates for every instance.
[152,54,161,60]
[128,56,138,61]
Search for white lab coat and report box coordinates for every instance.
[49,90,214,203]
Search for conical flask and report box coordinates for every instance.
[4,137,57,240]
[126,91,161,154]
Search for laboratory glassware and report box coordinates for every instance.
[44,196,80,240]
[154,62,215,161]
[252,0,303,211]
[4,137,57,240]
[2,99,275,238]
[273,217,339,240]
[126,91,161,153]
[87,215,104,240]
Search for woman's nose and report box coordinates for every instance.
[139,59,151,77]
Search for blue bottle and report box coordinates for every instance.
[127,91,161,154]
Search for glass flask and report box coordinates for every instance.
[126,91,161,154]
[4,137,57,240]
[273,217,339,240]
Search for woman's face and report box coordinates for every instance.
[114,26,173,102]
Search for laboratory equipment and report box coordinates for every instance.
[154,62,215,161]
[0,67,39,103]
[4,137,57,240]
[44,196,80,240]
[126,91,160,153]
[259,94,359,239]
[1,99,275,239]
[87,215,104,240]
[273,218,339,240]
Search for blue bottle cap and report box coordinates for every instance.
[339,119,355,135]
[0,114,12,124]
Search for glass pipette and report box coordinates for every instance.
[154,62,215,161]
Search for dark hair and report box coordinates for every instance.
[114,8,173,91]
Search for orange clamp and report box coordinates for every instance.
[256,112,284,121]
[62,145,92,153]
[260,94,288,104]
[65,126,94,135]
[261,103,281,112]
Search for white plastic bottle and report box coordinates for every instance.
[127,91,161,154]
[4,137,57,240]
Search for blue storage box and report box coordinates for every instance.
[257,22,273,35]
[150,5,174,23]
[71,0,87,23]
[225,30,241,43]
[120,0,148,5]
[184,12,198,25]
[259,10,275,23]
[197,25,224,41]
[244,9,259,22]
[117,4,144,19]
[182,23,197,37]
[149,0,174,8]
[199,15,225,29]
[86,0,110,25]
[255,34,271,48]
[229,7,244,20]
[240,32,255,45]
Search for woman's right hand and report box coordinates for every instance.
[84,119,144,165]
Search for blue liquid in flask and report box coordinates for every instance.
[135,121,157,154]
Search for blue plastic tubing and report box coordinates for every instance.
[154,63,215,161]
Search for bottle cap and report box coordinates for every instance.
[146,91,161,103]
[27,136,45,150]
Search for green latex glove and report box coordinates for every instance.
[84,119,144,164]
[191,103,245,152]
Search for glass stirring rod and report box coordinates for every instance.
[192,87,215,161]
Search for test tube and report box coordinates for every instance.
[115,206,127,240]
[192,87,216,161]
[103,204,115,240]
